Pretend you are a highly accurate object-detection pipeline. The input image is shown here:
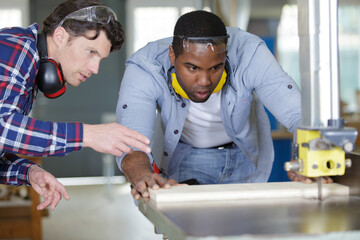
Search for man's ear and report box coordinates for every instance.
[169,45,175,66]
[52,27,69,47]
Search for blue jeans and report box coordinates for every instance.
[170,144,256,184]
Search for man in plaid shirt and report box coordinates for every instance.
[0,0,151,210]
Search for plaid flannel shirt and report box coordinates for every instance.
[0,24,83,186]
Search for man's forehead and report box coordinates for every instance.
[179,48,226,68]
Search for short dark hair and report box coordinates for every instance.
[42,0,125,52]
[172,10,227,58]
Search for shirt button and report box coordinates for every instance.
[181,103,186,108]
[163,152,168,156]
[174,130,179,134]
[122,104,127,109]
[287,84,293,89]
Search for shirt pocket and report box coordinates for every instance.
[229,95,252,133]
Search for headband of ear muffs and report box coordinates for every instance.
[36,32,66,98]
[171,70,227,99]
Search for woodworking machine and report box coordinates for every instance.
[284,0,358,200]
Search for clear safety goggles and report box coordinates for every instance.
[57,5,117,28]
[175,35,229,54]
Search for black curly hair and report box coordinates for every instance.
[42,0,125,52]
[172,10,227,58]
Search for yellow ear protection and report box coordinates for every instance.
[171,70,227,99]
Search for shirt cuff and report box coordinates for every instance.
[13,158,40,186]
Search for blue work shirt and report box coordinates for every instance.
[116,27,301,182]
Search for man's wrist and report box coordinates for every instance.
[26,164,39,186]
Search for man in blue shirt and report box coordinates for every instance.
[0,0,151,210]
[117,10,329,200]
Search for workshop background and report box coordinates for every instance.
[0,0,359,239]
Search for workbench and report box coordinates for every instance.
[138,153,360,240]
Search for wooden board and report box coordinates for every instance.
[149,182,349,203]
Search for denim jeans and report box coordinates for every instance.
[170,144,256,184]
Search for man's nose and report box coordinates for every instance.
[88,59,100,74]
[197,71,211,86]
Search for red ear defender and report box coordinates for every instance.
[36,33,67,98]
[39,59,66,98]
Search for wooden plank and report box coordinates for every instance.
[149,182,349,203]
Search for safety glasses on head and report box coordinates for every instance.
[175,35,229,54]
[57,5,117,28]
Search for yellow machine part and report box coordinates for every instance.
[297,129,345,177]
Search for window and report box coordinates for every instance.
[277,3,360,117]
[0,0,29,28]
[338,6,360,114]
[126,0,207,56]
[133,7,179,52]
[0,9,22,28]
[277,4,300,87]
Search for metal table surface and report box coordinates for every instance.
[138,153,360,240]
[139,194,360,240]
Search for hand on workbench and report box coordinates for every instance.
[131,173,178,200]
[287,171,334,184]
[83,122,151,157]
[28,166,70,210]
